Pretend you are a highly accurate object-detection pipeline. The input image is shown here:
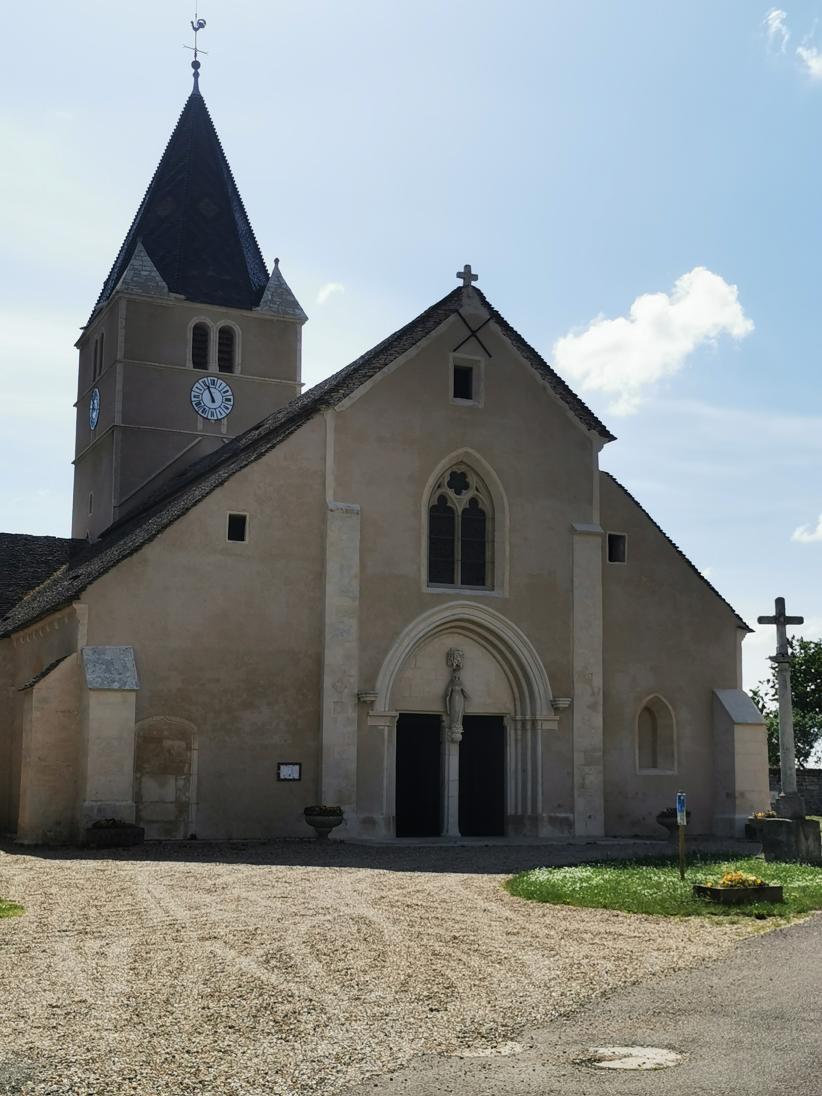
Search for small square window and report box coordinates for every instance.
[607,533,627,564]
[227,513,248,542]
[451,355,483,405]
[453,364,474,401]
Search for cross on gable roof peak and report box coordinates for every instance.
[456,264,478,289]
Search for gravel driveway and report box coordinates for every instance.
[0,841,757,1096]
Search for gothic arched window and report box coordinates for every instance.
[191,322,210,369]
[427,465,493,588]
[217,325,236,373]
[636,695,676,773]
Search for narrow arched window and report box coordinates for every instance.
[637,706,658,769]
[99,331,105,376]
[428,495,456,585]
[427,465,493,588]
[217,325,236,373]
[637,696,676,772]
[191,322,210,369]
[460,496,486,586]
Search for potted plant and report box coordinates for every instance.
[655,806,690,838]
[303,805,344,840]
[84,818,145,849]
[693,869,783,905]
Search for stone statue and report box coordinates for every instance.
[444,648,469,743]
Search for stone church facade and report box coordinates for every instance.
[0,78,769,844]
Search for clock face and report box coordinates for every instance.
[89,387,101,430]
[191,376,234,421]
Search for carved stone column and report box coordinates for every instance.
[360,700,398,839]
[506,714,558,836]
[441,717,461,837]
[441,648,467,838]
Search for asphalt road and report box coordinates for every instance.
[342,913,822,1096]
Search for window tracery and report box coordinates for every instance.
[427,465,493,588]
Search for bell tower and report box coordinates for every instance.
[72,38,306,540]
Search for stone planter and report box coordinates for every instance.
[693,884,783,905]
[304,814,343,841]
[84,824,145,849]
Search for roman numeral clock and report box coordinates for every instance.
[191,375,234,421]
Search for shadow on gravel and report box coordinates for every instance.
[0,838,757,875]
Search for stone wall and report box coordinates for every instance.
[769,768,822,814]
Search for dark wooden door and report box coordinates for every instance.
[395,714,441,837]
[459,715,505,836]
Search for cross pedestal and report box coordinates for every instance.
[757,596,805,820]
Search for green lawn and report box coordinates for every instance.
[0,899,23,919]
[506,856,822,920]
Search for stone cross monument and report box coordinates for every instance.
[757,596,805,819]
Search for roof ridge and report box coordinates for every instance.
[1,284,612,637]
[91,285,466,542]
[484,298,615,442]
[601,471,751,631]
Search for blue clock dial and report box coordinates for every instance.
[191,376,234,421]
[89,388,101,430]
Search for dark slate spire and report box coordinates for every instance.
[92,90,269,316]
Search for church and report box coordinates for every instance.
[0,63,770,845]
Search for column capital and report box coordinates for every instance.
[367,710,398,733]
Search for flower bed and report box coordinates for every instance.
[693,870,783,905]
[506,856,811,918]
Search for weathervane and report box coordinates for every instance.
[184,8,208,92]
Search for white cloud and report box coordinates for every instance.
[797,43,822,78]
[792,514,822,542]
[552,267,754,414]
[765,9,790,53]
[316,281,345,306]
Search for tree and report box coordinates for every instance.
[750,637,822,770]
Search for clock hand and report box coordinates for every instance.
[207,387,217,405]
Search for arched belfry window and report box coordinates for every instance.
[427,465,493,588]
[191,322,210,369]
[636,695,676,773]
[217,325,236,373]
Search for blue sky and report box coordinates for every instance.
[2,2,821,689]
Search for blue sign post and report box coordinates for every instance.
[676,791,687,880]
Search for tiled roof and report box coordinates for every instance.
[0,287,612,637]
[602,472,751,632]
[90,90,270,318]
[0,534,83,619]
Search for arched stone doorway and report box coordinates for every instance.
[360,602,558,839]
